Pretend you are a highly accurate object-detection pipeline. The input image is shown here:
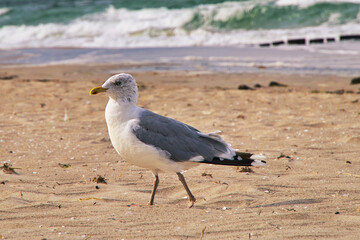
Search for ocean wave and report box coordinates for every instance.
[0,8,10,17]
[276,0,360,8]
[0,1,359,49]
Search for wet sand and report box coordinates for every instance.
[1,64,360,239]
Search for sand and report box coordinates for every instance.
[1,64,360,239]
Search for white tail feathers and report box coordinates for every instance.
[251,159,267,166]
[250,154,267,166]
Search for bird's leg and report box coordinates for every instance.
[176,172,196,208]
[149,173,159,205]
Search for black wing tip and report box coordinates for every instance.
[199,157,254,166]
[198,153,267,167]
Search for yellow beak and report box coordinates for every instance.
[89,86,108,95]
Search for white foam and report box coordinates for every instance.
[0,8,9,17]
[0,2,359,49]
[276,0,360,8]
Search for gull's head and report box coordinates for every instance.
[90,73,138,103]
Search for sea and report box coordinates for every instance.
[0,0,360,75]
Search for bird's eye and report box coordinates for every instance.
[114,81,122,86]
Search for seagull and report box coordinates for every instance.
[90,73,266,207]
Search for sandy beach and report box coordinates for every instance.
[1,64,360,239]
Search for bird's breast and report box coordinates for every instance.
[104,100,186,173]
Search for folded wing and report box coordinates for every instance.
[133,109,235,162]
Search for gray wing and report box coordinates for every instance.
[133,109,232,162]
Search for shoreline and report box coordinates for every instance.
[1,44,360,76]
